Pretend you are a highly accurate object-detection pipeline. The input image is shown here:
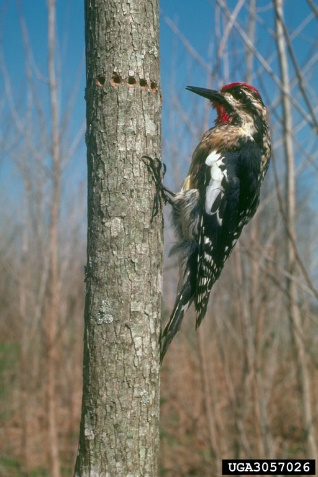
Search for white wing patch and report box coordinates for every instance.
[204,150,226,224]
[205,150,222,166]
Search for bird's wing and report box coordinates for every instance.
[194,142,262,325]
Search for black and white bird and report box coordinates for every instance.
[144,82,271,362]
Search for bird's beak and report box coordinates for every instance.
[186,86,224,104]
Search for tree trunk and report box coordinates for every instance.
[74,0,162,475]
[274,0,317,460]
[47,1,61,476]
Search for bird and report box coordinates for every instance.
[143,82,271,362]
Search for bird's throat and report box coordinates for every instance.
[214,104,231,125]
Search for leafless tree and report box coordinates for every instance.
[0,1,85,475]
[1,1,318,476]
[74,0,162,475]
[160,0,318,474]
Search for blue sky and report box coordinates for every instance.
[2,0,316,125]
[1,0,317,205]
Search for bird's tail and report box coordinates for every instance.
[160,279,193,363]
[195,291,210,329]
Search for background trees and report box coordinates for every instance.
[160,2,318,475]
[0,1,318,476]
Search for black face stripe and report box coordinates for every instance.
[227,86,264,114]
[240,92,262,115]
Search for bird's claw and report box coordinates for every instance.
[142,155,169,221]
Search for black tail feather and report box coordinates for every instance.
[195,294,210,329]
[160,281,193,363]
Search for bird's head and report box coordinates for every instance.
[186,82,267,126]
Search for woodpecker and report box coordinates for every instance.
[144,82,271,362]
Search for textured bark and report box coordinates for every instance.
[74,1,162,475]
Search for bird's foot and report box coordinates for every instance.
[142,155,175,220]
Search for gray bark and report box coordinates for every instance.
[74,0,162,475]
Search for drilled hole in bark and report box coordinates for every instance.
[150,81,158,92]
[96,75,106,86]
[110,73,122,87]
[127,76,137,87]
[139,78,148,89]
